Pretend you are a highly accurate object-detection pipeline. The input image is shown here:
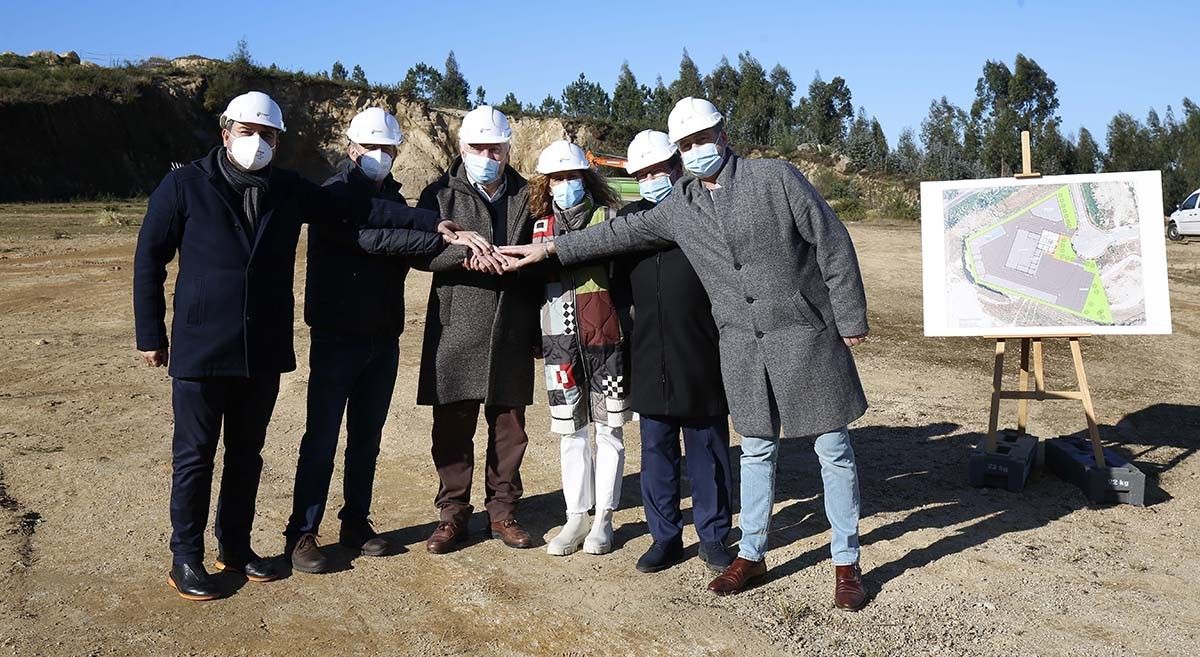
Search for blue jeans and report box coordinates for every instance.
[285,331,399,538]
[738,426,860,565]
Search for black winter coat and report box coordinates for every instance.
[133,147,440,378]
[617,198,727,418]
[304,160,445,338]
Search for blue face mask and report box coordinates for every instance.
[682,142,725,178]
[463,151,502,185]
[552,178,586,209]
[638,175,674,204]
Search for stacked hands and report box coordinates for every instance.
[433,229,869,348]
[435,220,546,274]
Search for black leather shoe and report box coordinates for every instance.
[698,541,735,572]
[287,533,330,574]
[340,519,390,557]
[636,538,685,573]
[167,562,220,601]
[214,545,282,582]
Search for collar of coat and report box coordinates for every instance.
[445,156,526,199]
[554,196,599,231]
[331,158,403,199]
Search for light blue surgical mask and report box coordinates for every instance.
[552,178,586,209]
[682,142,724,178]
[463,151,502,185]
[638,175,674,204]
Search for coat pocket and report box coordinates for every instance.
[790,289,827,332]
[184,276,206,327]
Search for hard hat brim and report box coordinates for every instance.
[668,117,721,144]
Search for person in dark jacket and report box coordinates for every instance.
[284,108,446,574]
[410,106,542,554]
[615,130,734,574]
[133,92,480,601]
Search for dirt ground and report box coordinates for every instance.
[0,201,1197,657]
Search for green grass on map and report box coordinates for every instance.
[1057,186,1078,230]
[1052,235,1078,262]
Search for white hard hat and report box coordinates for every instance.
[536,140,589,175]
[667,96,722,143]
[460,105,512,144]
[625,130,678,174]
[346,107,403,145]
[223,91,286,132]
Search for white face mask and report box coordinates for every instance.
[682,141,724,178]
[358,149,393,182]
[463,151,502,185]
[228,133,273,171]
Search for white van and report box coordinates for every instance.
[1168,188,1200,241]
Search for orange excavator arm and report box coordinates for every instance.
[586,150,627,170]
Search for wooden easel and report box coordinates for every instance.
[983,131,1106,467]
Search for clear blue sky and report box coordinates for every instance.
[3,0,1195,145]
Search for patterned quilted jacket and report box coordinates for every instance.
[533,198,631,434]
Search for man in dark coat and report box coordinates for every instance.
[284,108,446,574]
[615,130,733,575]
[412,106,541,554]
[499,98,870,610]
[133,92,477,601]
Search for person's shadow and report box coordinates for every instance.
[336,403,1194,596]
[756,403,1197,600]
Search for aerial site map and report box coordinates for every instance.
[921,172,1171,336]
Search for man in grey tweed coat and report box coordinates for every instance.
[500,98,870,611]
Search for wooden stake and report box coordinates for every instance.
[1017,338,1030,433]
[1014,130,1042,179]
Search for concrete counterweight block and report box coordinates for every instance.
[1044,435,1146,507]
[968,429,1038,492]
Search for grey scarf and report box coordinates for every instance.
[554,195,595,232]
[217,148,270,231]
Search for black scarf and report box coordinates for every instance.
[217,148,270,231]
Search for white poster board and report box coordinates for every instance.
[920,171,1172,337]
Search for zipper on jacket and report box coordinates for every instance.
[656,252,669,416]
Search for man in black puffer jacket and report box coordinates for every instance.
[615,130,733,575]
[284,108,446,574]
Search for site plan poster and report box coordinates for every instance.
[921,171,1172,337]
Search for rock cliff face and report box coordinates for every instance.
[0,56,609,201]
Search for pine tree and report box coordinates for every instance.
[399,63,442,102]
[921,97,977,180]
[845,108,875,171]
[350,64,367,87]
[648,76,672,125]
[538,94,563,116]
[497,92,521,115]
[668,49,705,103]
[611,61,647,122]
[703,56,741,122]
[768,64,797,149]
[474,85,487,108]
[561,72,610,119]
[433,51,470,109]
[869,118,889,171]
[890,127,923,174]
[331,61,348,81]
[730,52,771,145]
[796,73,854,147]
[1073,127,1100,174]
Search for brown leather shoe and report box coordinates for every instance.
[834,563,867,611]
[489,518,533,549]
[288,533,330,574]
[426,521,467,554]
[707,557,767,596]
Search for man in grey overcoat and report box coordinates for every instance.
[414,106,541,554]
[500,98,870,611]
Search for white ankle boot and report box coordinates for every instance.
[546,512,590,556]
[583,509,614,555]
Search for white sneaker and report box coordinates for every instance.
[546,513,590,556]
[583,509,614,555]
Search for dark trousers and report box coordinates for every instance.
[639,414,733,544]
[170,375,280,565]
[431,401,528,524]
[285,332,399,538]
